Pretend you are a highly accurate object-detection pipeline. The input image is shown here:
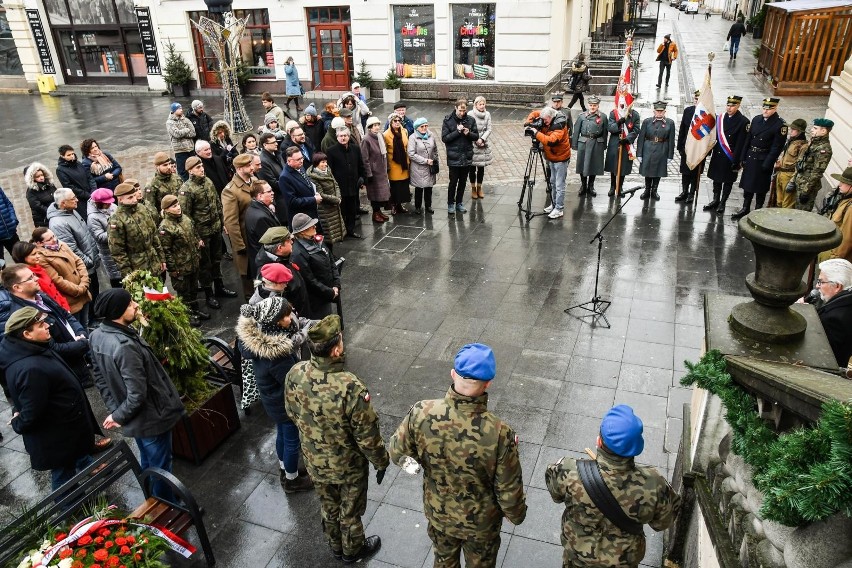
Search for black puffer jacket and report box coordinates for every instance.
[55,157,95,220]
[290,237,340,319]
[817,289,852,367]
[25,163,57,228]
[441,111,479,168]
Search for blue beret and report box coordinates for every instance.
[454,343,496,381]
[170,102,182,113]
[601,405,644,457]
[413,117,429,129]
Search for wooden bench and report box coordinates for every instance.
[204,336,241,393]
[0,440,215,567]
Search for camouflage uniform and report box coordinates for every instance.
[157,212,200,307]
[284,348,389,557]
[179,174,224,287]
[389,387,527,568]
[545,447,681,568]
[773,134,807,209]
[108,202,165,277]
[145,172,182,219]
[792,134,833,212]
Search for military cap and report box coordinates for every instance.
[258,226,292,245]
[292,213,319,234]
[831,167,852,185]
[726,95,743,105]
[170,102,181,113]
[790,118,808,131]
[185,156,202,171]
[5,306,47,335]
[338,108,353,118]
[550,92,564,101]
[114,182,135,197]
[261,263,293,283]
[813,117,834,130]
[454,343,496,381]
[693,90,701,98]
[393,102,408,110]
[125,178,141,189]
[153,151,172,166]
[233,154,253,168]
[601,405,644,457]
[161,194,179,210]
[308,314,342,343]
[653,100,668,110]
[762,97,781,108]
[588,95,601,104]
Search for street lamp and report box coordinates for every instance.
[203,0,232,14]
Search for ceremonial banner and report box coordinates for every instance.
[613,35,636,159]
[685,69,716,170]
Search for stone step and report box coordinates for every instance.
[52,84,162,97]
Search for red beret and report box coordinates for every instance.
[260,263,293,283]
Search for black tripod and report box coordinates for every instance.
[565,187,641,328]
[517,141,553,221]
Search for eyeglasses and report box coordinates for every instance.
[392,119,401,123]
[816,279,838,286]
[265,140,278,145]
[17,274,38,284]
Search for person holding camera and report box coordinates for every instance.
[571,95,607,198]
[526,106,571,219]
[442,98,479,215]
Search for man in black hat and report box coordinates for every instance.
[385,102,415,135]
[290,213,340,319]
[733,97,787,220]
[255,226,311,317]
[675,90,707,204]
[705,95,750,213]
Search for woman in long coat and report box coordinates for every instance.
[360,117,391,223]
[32,227,91,319]
[407,117,439,214]
[604,108,641,197]
[24,162,57,228]
[468,96,493,199]
[636,102,676,200]
[308,152,346,244]
[384,113,411,214]
[284,57,302,114]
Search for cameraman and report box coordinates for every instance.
[525,107,571,219]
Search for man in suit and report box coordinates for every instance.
[245,180,281,280]
[704,95,750,214]
[279,146,322,229]
[733,97,787,220]
[259,133,288,225]
[675,90,707,204]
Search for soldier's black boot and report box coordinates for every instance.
[675,178,690,202]
[343,536,382,564]
[609,175,616,197]
[204,287,221,309]
[732,192,753,220]
[639,179,651,200]
[579,176,588,196]
[704,187,721,211]
[214,278,238,298]
[651,178,661,201]
[587,175,597,197]
[192,302,211,320]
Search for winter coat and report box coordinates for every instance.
[259,149,289,225]
[290,237,340,319]
[309,166,346,244]
[254,250,311,316]
[677,105,706,175]
[637,117,676,178]
[158,213,201,277]
[46,203,100,272]
[326,141,366,198]
[188,110,214,142]
[360,132,391,202]
[441,111,480,168]
[567,62,592,94]
[407,131,439,189]
[0,336,94,471]
[534,112,572,164]
[384,127,410,182]
[0,186,19,241]
[301,116,326,150]
[605,109,641,175]
[279,165,320,227]
[25,164,57,228]
[656,40,678,63]
[817,289,852,367]
[28,264,72,311]
[179,175,223,237]
[707,110,750,183]
[55,157,95,219]
[572,110,608,175]
[86,202,121,281]
[221,174,253,276]
[236,316,309,424]
[284,63,302,96]
[166,113,196,154]
[210,120,239,167]
[89,321,185,438]
[338,93,370,136]
[738,113,786,194]
[200,153,231,194]
[81,152,122,190]
[468,108,494,167]
[39,242,91,315]
[820,195,852,264]
[245,200,280,279]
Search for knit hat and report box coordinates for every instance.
[790,118,808,132]
[304,103,318,116]
[170,102,181,113]
[261,263,293,283]
[233,154,252,168]
[161,195,179,210]
[388,112,401,124]
[285,120,299,134]
[185,156,202,171]
[239,296,289,325]
[114,182,135,197]
[600,405,644,457]
[413,117,428,128]
[454,343,496,381]
[264,112,279,127]
[365,116,381,128]
[351,82,361,89]
[5,307,47,336]
[91,188,115,204]
[94,288,133,321]
[153,151,173,166]
[191,99,204,110]
[259,226,292,245]
[291,213,318,234]
[331,117,346,130]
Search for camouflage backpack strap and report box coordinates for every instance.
[576,459,644,535]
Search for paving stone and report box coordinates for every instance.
[510,487,564,546]
[365,504,432,568]
[555,381,616,419]
[501,534,565,566]
[618,363,674,398]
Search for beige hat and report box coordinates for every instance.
[161,194,179,210]
[185,156,202,171]
[233,154,253,168]
[114,182,136,197]
[153,151,172,166]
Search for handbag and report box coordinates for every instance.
[430,160,440,175]
[723,40,730,51]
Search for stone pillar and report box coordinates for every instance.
[826,53,852,183]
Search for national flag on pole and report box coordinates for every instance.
[613,33,636,159]
[685,68,716,170]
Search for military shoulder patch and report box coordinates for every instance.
[110,224,117,229]
[780,126,788,136]
[159,230,165,235]
[179,191,186,195]
[364,392,371,402]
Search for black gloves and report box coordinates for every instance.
[785,181,796,194]
[619,138,631,146]
[617,117,626,125]
[376,469,386,485]
[798,192,809,204]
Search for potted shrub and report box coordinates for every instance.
[355,59,374,98]
[162,39,194,97]
[747,5,767,39]
[383,66,402,104]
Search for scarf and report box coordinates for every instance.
[88,152,113,176]
[416,129,430,140]
[391,128,408,170]
[372,131,387,156]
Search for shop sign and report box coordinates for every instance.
[248,66,275,78]
[135,7,161,75]
[25,9,55,74]
[392,5,435,78]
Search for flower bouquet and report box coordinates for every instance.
[16,505,195,568]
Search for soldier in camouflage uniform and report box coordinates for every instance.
[107,182,166,280]
[145,152,182,218]
[283,315,388,564]
[546,405,681,568]
[178,156,237,309]
[157,195,208,323]
[125,178,159,226]
[389,343,527,568]
[791,118,834,212]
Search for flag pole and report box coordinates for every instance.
[693,55,714,207]
[615,31,634,199]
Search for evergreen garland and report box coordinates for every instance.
[681,350,852,526]
[123,271,215,411]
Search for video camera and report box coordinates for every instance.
[524,117,544,138]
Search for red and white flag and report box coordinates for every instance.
[613,35,636,159]
[685,68,717,170]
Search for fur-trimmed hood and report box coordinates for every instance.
[235,315,295,359]
[24,162,55,188]
[209,119,232,141]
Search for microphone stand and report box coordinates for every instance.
[564,186,641,328]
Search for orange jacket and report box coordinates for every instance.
[656,41,678,62]
[527,110,571,163]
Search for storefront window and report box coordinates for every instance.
[0,3,24,75]
[190,9,272,84]
[78,30,127,77]
[44,0,70,25]
[392,5,435,79]
[452,3,496,81]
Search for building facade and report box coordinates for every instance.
[4,0,592,94]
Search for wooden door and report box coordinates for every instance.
[313,24,350,89]
[191,25,221,88]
